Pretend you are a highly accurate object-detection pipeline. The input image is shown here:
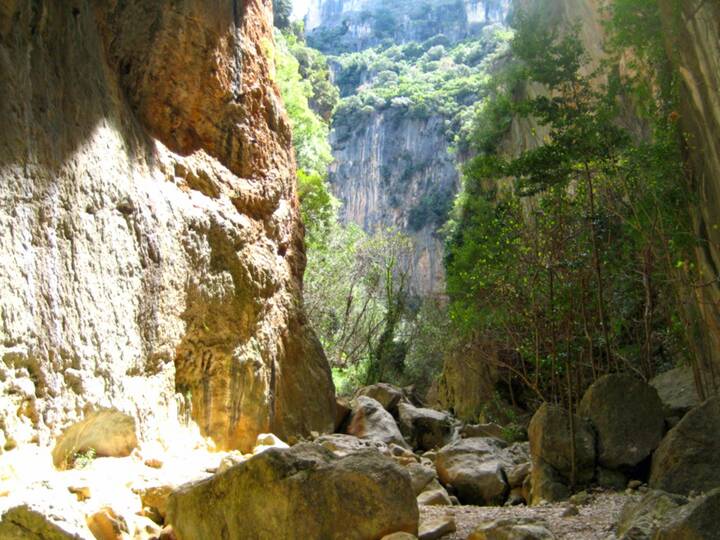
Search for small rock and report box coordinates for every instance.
[417,489,452,506]
[252,433,289,454]
[144,458,164,469]
[469,518,555,540]
[561,505,579,517]
[627,480,643,490]
[382,533,418,540]
[86,507,128,540]
[570,491,590,506]
[419,516,456,540]
[68,485,91,501]
[461,423,505,440]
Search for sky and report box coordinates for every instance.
[291,0,311,21]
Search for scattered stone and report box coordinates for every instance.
[144,458,164,469]
[398,403,455,451]
[346,396,410,448]
[356,383,407,415]
[68,485,91,502]
[418,489,453,506]
[569,491,590,506]
[561,505,579,517]
[649,365,700,424]
[168,443,419,539]
[418,515,456,540]
[86,507,128,540]
[468,518,555,540]
[435,437,509,506]
[650,396,720,495]
[627,480,643,491]
[51,409,138,469]
[578,374,665,469]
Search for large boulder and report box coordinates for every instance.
[0,486,94,539]
[578,374,665,469]
[650,397,720,495]
[528,404,595,488]
[397,403,454,451]
[649,366,701,425]
[52,409,138,469]
[346,396,410,448]
[435,438,509,506]
[616,489,720,539]
[168,443,419,539]
[356,384,408,415]
[315,433,390,457]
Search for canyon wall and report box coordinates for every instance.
[659,0,720,399]
[0,0,335,454]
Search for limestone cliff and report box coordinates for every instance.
[330,109,458,294]
[305,0,510,53]
[659,0,720,399]
[0,0,335,454]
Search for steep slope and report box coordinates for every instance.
[0,0,335,454]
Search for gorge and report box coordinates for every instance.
[1,0,720,539]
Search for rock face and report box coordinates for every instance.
[305,0,509,53]
[347,396,410,448]
[578,374,665,470]
[650,397,720,495]
[167,444,419,540]
[0,0,335,452]
[528,404,595,504]
[330,109,459,294]
[658,0,720,400]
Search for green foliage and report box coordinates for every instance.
[445,2,695,409]
[73,448,96,469]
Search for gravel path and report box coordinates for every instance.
[421,491,637,539]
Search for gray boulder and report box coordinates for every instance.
[168,443,419,540]
[435,437,509,506]
[356,383,407,415]
[398,403,454,451]
[578,374,664,469]
[650,396,720,495]
[528,403,595,501]
[649,366,700,425]
[346,396,410,448]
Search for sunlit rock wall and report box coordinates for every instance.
[0,0,335,454]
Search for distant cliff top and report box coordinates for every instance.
[305,0,510,54]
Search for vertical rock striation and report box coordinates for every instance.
[0,0,335,454]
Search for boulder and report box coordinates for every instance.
[51,409,138,469]
[335,397,352,431]
[578,374,664,469]
[404,462,438,495]
[86,507,128,540]
[397,403,454,451]
[616,490,689,539]
[435,438,510,506]
[507,462,532,488]
[529,461,570,505]
[417,488,453,506]
[315,433,390,457]
[650,397,720,495]
[418,516,456,540]
[468,518,555,540]
[167,443,419,539]
[252,433,290,455]
[649,366,700,424]
[356,383,407,415]
[528,404,595,489]
[346,396,410,448]
[659,488,720,539]
[0,487,94,539]
[461,423,505,440]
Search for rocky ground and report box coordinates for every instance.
[422,492,635,539]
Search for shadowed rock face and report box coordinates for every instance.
[0,0,335,453]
